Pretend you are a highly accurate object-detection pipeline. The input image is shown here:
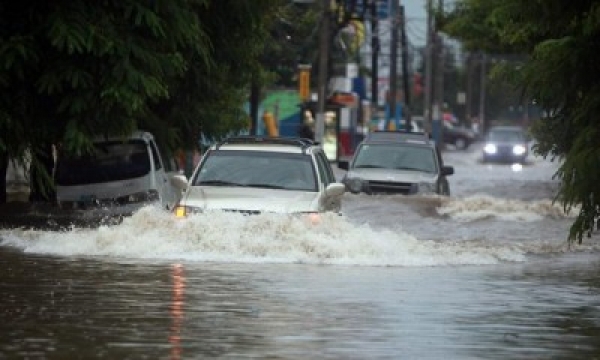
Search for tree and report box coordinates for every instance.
[442,0,600,243]
[0,0,281,203]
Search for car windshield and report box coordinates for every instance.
[487,129,526,142]
[55,140,151,186]
[352,143,438,173]
[193,150,317,192]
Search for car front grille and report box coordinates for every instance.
[366,180,415,195]
[496,145,514,155]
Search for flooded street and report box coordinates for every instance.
[1,144,600,359]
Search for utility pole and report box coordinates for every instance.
[424,0,434,134]
[465,53,473,126]
[387,0,399,130]
[400,4,411,130]
[433,0,445,147]
[370,0,379,110]
[478,52,487,134]
[315,0,330,145]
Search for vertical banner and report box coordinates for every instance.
[298,64,311,102]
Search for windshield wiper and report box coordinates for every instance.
[243,183,287,189]
[199,180,245,186]
[354,164,386,169]
[395,166,425,172]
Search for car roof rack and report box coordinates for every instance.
[366,130,432,144]
[216,135,317,152]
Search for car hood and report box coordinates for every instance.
[347,168,437,183]
[181,186,321,213]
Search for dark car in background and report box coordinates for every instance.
[443,121,477,150]
[411,116,476,150]
[482,126,529,163]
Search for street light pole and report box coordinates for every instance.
[387,0,399,130]
[370,0,379,109]
[315,0,330,144]
[424,0,433,134]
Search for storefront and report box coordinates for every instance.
[300,92,364,162]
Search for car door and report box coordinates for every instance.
[149,140,177,209]
[315,150,342,212]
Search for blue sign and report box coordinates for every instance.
[349,0,390,19]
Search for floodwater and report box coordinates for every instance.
[1,143,600,359]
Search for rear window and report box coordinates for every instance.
[352,143,438,174]
[55,140,150,186]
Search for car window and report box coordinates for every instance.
[315,150,335,185]
[149,141,163,170]
[193,150,318,192]
[155,143,178,172]
[55,140,151,185]
[352,143,438,173]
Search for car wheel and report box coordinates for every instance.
[455,137,467,150]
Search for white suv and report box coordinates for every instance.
[54,131,183,213]
[173,136,345,217]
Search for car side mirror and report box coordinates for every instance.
[338,161,349,170]
[442,166,454,176]
[325,183,346,197]
[170,174,189,190]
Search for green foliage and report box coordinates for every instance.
[1,0,282,193]
[443,0,600,243]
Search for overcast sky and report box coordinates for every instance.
[400,0,429,47]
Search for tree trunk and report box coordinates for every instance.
[29,144,56,203]
[0,151,8,204]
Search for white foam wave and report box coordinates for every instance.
[0,206,528,267]
[437,195,576,222]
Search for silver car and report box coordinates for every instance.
[172,136,345,217]
[338,131,454,196]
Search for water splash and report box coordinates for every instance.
[0,206,528,267]
[437,195,576,222]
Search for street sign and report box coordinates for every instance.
[348,0,390,19]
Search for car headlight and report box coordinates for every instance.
[174,205,202,218]
[483,143,497,154]
[344,177,364,194]
[512,145,526,155]
[418,182,437,194]
[299,212,321,225]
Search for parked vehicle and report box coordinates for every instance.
[410,116,476,149]
[443,122,477,150]
[54,131,183,213]
[172,136,345,217]
[482,126,529,163]
[338,131,454,196]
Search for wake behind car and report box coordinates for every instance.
[54,131,183,214]
[338,131,454,195]
[482,125,529,163]
[172,136,345,217]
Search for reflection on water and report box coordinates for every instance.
[0,249,599,359]
[170,263,185,360]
